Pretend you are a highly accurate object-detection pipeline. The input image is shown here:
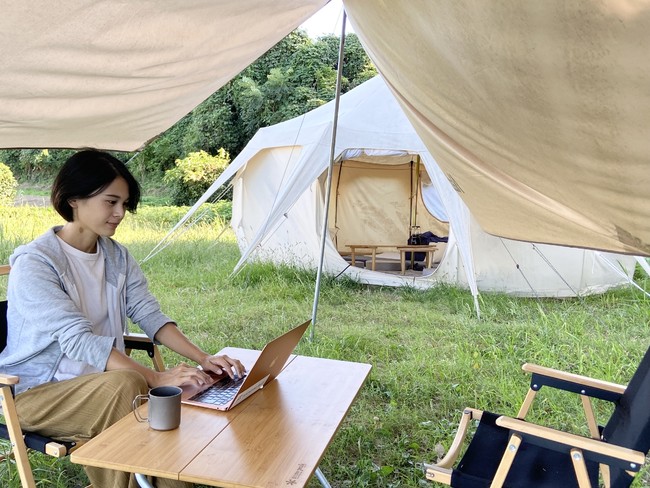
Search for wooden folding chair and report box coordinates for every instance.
[424,346,650,488]
[0,264,166,487]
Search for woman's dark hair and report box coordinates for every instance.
[51,149,141,222]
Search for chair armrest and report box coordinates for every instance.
[424,408,483,483]
[0,372,20,386]
[522,363,626,402]
[123,332,154,344]
[123,333,165,372]
[496,415,645,469]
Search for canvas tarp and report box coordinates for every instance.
[1,1,648,257]
[344,0,650,256]
[0,0,326,150]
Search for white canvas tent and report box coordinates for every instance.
[177,76,637,300]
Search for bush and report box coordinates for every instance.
[0,149,74,181]
[0,163,18,206]
[163,150,230,206]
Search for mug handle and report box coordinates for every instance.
[132,394,149,422]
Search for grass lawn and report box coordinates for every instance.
[0,204,648,487]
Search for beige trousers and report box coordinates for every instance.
[15,370,193,488]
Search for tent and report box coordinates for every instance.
[1,1,649,258]
[180,76,637,300]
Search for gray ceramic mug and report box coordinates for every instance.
[133,386,182,431]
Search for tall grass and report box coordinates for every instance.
[0,205,648,487]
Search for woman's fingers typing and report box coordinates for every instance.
[202,354,246,379]
[155,363,212,388]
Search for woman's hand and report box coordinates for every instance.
[199,354,246,379]
[154,323,246,380]
[151,362,212,388]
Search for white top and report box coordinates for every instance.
[54,236,119,381]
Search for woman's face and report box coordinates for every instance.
[69,177,130,238]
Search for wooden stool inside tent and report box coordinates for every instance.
[346,244,379,270]
[397,244,437,274]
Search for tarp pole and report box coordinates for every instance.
[310,10,347,341]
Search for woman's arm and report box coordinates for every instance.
[105,347,214,388]
[154,323,245,379]
[119,248,244,381]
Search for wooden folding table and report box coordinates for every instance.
[71,347,371,487]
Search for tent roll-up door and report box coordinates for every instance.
[329,159,448,251]
[344,0,650,256]
[0,0,327,151]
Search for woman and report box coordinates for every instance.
[0,149,244,488]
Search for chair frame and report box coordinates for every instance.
[425,363,646,488]
[0,265,165,488]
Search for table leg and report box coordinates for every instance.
[135,473,154,488]
[350,250,356,267]
[425,250,432,268]
[315,467,332,488]
[400,250,406,275]
[371,249,376,271]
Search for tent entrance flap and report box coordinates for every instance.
[328,158,449,253]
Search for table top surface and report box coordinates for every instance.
[71,347,371,488]
[347,244,438,250]
[396,244,438,251]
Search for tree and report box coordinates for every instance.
[0,162,18,206]
[163,149,230,206]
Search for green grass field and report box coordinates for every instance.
[0,204,648,487]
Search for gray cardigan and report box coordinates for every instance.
[0,227,172,394]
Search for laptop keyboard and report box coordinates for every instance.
[190,375,247,405]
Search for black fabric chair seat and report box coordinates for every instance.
[0,424,76,455]
[451,411,599,488]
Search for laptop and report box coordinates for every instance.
[181,320,310,411]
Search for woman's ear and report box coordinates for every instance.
[68,199,78,208]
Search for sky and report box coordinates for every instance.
[299,0,354,38]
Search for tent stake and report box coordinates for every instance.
[310,10,347,342]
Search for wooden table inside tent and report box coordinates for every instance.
[396,244,437,275]
[346,244,380,270]
[71,347,371,487]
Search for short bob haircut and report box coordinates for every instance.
[51,149,141,222]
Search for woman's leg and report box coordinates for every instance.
[15,370,147,440]
[15,370,193,488]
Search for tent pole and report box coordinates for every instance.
[310,10,347,342]
[408,159,414,235]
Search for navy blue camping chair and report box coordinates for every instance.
[425,346,650,488]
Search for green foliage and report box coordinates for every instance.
[142,31,376,171]
[163,150,230,206]
[132,123,188,179]
[0,163,17,206]
[0,149,75,182]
